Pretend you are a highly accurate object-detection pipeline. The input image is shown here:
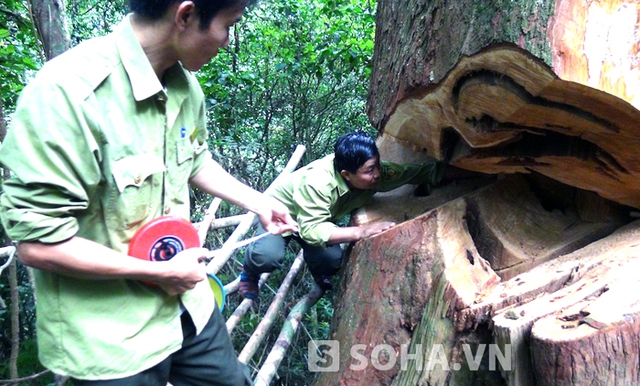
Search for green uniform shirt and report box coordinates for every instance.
[0,17,215,379]
[269,154,445,246]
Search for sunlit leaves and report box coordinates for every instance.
[66,0,127,43]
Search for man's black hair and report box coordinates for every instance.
[333,132,379,174]
[129,0,255,30]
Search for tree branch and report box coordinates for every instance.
[0,369,52,385]
[0,8,30,28]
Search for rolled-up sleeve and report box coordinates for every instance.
[376,160,446,192]
[0,78,100,243]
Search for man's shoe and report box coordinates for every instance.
[239,272,259,300]
[312,273,333,291]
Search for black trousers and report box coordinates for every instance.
[72,308,252,386]
[243,223,343,277]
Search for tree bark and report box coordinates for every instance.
[368,0,639,132]
[29,0,71,60]
[8,256,19,380]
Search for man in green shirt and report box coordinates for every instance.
[0,0,296,384]
[240,131,450,299]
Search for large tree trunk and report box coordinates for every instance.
[368,0,639,132]
[315,168,633,385]
[316,0,640,385]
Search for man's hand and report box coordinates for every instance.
[16,238,207,296]
[328,220,396,245]
[188,160,299,235]
[155,247,208,296]
[358,221,396,239]
[255,196,299,235]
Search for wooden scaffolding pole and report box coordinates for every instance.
[238,251,306,363]
[253,285,325,386]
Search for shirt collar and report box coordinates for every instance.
[114,15,189,102]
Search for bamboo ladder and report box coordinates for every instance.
[195,145,325,385]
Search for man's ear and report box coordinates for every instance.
[340,170,352,181]
[175,1,196,29]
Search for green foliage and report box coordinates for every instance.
[0,0,42,115]
[199,0,377,200]
[66,0,127,43]
[0,338,53,385]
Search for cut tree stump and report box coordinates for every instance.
[529,250,640,386]
[488,220,640,386]
[314,173,631,386]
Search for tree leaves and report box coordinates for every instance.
[200,0,378,197]
[0,1,42,113]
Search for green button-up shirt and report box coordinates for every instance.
[0,17,215,379]
[269,154,445,246]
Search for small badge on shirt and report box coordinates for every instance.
[382,163,401,180]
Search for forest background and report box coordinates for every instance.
[0,0,377,384]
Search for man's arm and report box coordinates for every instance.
[17,237,208,295]
[291,178,396,246]
[189,157,298,234]
[326,221,396,245]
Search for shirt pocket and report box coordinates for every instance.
[106,155,166,230]
[176,138,194,165]
[176,137,196,176]
[172,138,195,188]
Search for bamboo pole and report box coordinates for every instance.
[253,285,325,386]
[0,369,52,386]
[206,214,256,275]
[196,197,222,246]
[238,251,305,363]
[209,215,245,230]
[224,276,240,295]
